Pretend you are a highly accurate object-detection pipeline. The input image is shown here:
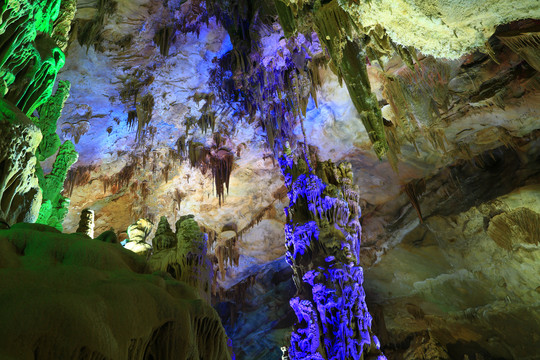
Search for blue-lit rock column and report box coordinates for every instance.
[279,152,386,360]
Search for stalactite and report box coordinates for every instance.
[274,0,297,38]
[188,140,210,171]
[177,0,209,36]
[153,25,176,57]
[140,180,150,200]
[162,163,171,183]
[488,207,540,251]
[403,180,425,223]
[198,110,217,134]
[76,0,118,50]
[100,161,136,194]
[172,188,186,213]
[313,0,388,158]
[209,28,323,154]
[498,31,540,72]
[211,149,234,206]
[135,93,154,142]
[177,134,187,158]
[60,120,90,144]
[64,164,96,197]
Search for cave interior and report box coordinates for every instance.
[0,0,539,359]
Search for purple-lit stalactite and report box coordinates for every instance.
[279,151,386,360]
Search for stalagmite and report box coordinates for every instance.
[152,215,177,251]
[279,151,386,360]
[76,208,94,238]
[36,140,78,231]
[149,215,213,303]
[124,218,154,256]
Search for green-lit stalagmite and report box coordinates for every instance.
[36,140,78,230]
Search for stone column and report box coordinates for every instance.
[279,152,386,360]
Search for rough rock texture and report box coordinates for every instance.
[0,98,42,225]
[283,0,540,58]
[35,80,71,162]
[0,223,232,360]
[280,154,385,359]
[0,0,66,116]
[364,155,540,359]
[0,0,75,227]
[152,215,177,251]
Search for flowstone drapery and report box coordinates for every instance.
[279,151,386,360]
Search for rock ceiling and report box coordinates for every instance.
[19,0,540,358]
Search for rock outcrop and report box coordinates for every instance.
[0,222,232,360]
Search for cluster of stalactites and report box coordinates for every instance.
[188,141,235,206]
[209,13,325,154]
[212,225,240,282]
[274,0,421,160]
[279,152,386,360]
[0,0,69,116]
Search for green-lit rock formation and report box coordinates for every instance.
[0,98,42,224]
[35,80,71,161]
[36,140,78,231]
[0,223,232,360]
[0,0,77,228]
[0,0,67,116]
[149,215,213,304]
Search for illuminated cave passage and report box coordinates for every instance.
[1,0,540,359]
